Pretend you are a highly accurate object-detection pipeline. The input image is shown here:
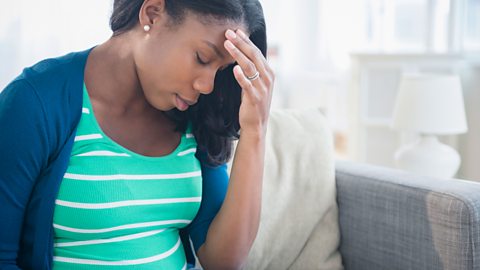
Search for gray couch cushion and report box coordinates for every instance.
[336,161,480,270]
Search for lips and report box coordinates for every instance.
[179,96,197,106]
[175,94,196,111]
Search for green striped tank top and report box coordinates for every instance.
[52,83,202,269]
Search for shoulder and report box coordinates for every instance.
[1,48,94,150]
[14,48,92,96]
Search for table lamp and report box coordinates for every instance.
[391,74,468,178]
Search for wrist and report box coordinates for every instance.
[239,127,266,140]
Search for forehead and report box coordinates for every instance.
[181,14,247,40]
[182,13,247,36]
[174,14,247,63]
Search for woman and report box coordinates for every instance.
[0,0,274,269]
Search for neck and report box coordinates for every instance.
[84,32,153,116]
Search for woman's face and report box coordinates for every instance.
[133,8,246,112]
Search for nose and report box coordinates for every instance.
[193,69,216,95]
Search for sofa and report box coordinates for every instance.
[197,108,480,270]
[336,160,480,270]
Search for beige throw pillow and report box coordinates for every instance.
[232,108,343,270]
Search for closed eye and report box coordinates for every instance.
[197,52,232,71]
[196,52,208,65]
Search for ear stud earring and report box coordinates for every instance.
[143,25,151,32]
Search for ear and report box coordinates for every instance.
[138,0,167,29]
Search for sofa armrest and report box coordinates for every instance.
[335,160,480,270]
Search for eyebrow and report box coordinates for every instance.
[203,40,225,60]
[204,40,236,63]
[202,40,236,68]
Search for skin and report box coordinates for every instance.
[84,0,275,268]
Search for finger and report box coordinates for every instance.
[225,29,267,75]
[233,65,259,101]
[235,29,276,77]
[235,29,268,72]
[234,29,275,82]
[224,39,261,85]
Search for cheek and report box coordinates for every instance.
[136,41,198,93]
[164,52,199,85]
[138,52,175,88]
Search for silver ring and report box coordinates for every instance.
[246,71,260,81]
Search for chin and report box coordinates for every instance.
[143,97,173,112]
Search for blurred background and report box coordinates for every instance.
[1,0,479,180]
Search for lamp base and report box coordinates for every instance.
[394,135,460,178]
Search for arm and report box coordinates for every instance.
[197,133,265,270]
[196,28,274,270]
[181,158,229,267]
[0,80,49,269]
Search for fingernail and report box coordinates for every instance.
[226,29,236,39]
[225,40,235,49]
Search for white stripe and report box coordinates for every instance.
[82,108,90,114]
[186,133,194,139]
[54,229,166,247]
[74,134,103,142]
[181,261,187,270]
[53,237,181,265]
[177,148,196,157]
[53,220,191,234]
[75,151,130,157]
[63,171,201,181]
[55,197,202,209]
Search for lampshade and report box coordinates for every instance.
[392,74,468,135]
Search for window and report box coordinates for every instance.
[464,0,480,51]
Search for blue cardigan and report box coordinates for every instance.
[0,48,229,269]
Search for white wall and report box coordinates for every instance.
[0,0,112,90]
[458,59,480,180]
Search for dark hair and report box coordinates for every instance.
[109,0,267,166]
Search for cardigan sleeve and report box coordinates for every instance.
[188,160,229,252]
[179,151,230,267]
[0,79,50,269]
